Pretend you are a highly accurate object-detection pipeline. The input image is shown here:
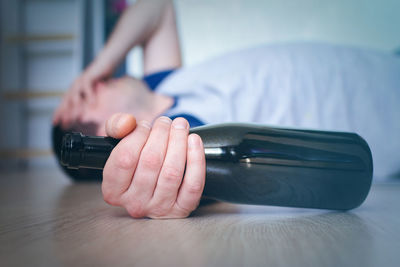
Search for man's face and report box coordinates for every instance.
[71,76,151,136]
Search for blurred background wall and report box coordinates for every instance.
[1,0,399,170]
[0,0,101,169]
[129,0,400,76]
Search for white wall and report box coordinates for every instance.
[127,0,400,76]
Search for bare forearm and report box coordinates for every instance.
[95,0,170,70]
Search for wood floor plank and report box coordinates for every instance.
[0,168,399,267]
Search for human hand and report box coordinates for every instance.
[102,113,206,219]
[53,61,113,129]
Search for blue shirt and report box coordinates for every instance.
[143,69,205,127]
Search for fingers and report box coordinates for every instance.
[102,120,152,206]
[68,79,91,123]
[83,78,95,105]
[106,113,137,139]
[148,117,189,217]
[122,117,172,217]
[59,95,74,129]
[53,77,96,128]
[101,116,206,219]
[56,86,82,128]
[175,134,206,214]
[52,98,67,125]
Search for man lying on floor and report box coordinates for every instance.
[53,0,400,219]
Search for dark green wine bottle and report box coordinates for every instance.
[59,123,373,210]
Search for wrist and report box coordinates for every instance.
[88,54,114,78]
[94,46,125,74]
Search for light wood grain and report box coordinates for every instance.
[0,168,399,267]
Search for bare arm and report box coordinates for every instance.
[141,0,182,74]
[95,0,181,74]
[54,0,181,128]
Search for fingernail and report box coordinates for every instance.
[159,116,172,124]
[139,120,151,129]
[113,114,123,129]
[172,118,188,129]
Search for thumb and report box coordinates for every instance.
[105,113,137,139]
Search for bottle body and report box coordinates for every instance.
[58,123,373,210]
[194,123,373,210]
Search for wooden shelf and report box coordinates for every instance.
[2,90,64,100]
[6,34,76,43]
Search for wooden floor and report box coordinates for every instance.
[1,167,399,267]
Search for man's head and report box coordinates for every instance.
[53,76,173,180]
[62,76,173,136]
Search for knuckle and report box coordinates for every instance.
[102,188,119,206]
[101,179,120,206]
[114,148,138,170]
[161,165,183,185]
[132,175,151,189]
[125,199,146,218]
[149,206,188,219]
[141,149,163,169]
[175,202,194,217]
[186,182,203,195]
[148,206,169,218]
